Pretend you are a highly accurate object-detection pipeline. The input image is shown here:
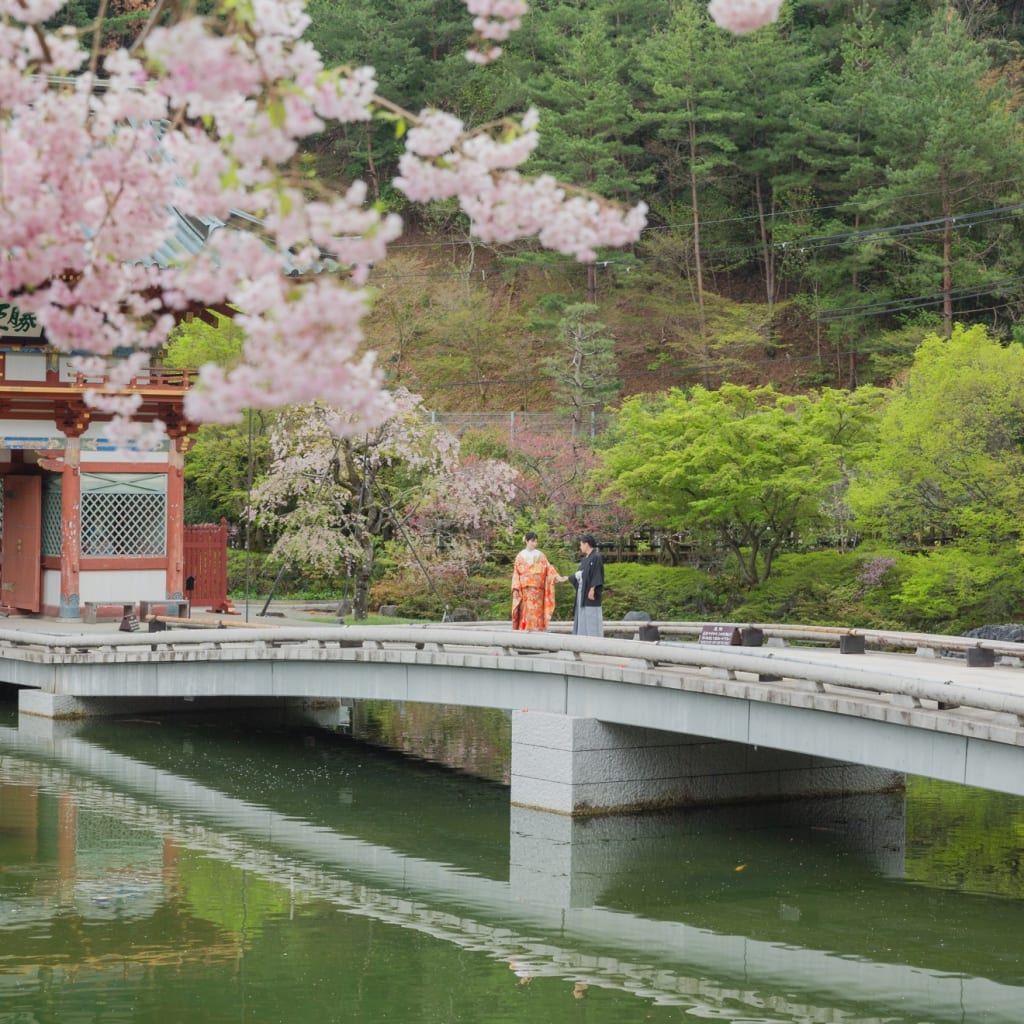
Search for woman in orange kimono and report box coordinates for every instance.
[511,532,567,631]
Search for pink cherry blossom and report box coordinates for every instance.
[0,0,646,447]
[707,0,783,34]
[0,0,67,24]
[463,0,528,59]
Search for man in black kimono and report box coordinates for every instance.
[570,534,604,637]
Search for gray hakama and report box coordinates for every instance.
[572,570,604,637]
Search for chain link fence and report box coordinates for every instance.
[423,409,611,444]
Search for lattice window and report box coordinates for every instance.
[41,475,62,557]
[81,473,166,557]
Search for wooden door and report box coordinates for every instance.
[1,476,42,612]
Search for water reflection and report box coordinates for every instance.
[1,701,1022,1024]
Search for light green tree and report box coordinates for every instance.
[166,314,272,529]
[847,323,1024,545]
[602,384,883,585]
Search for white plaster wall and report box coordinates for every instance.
[80,449,168,465]
[0,421,169,455]
[79,570,167,602]
[42,569,61,609]
[0,419,63,449]
[66,355,150,380]
[5,352,46,382]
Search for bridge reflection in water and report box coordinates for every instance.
[1,705,1022,1024]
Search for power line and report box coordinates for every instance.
[367,202,1024,285]
[385,179,1024,248]
[815,276,1024,322]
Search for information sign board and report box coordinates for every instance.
[699,624,742,645]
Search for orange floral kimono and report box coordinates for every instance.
[511,549,559,631]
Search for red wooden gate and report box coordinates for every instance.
[183,519,235,613]
[1,476,42,613]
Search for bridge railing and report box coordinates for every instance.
[476,619,1024,659]
[2,622,1024,724]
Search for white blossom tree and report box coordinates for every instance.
[249,390,516,619]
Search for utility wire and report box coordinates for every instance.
[815,276,1024,321]
[368,202,1024,284]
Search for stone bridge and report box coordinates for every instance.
[4,621,1024,813]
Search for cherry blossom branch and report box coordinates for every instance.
[0,0,652,450]
[84,0,109,92]
[127,0,176,55]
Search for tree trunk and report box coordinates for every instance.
[687,106,706,321]
[352,534,375,620]
[941,177,953,338]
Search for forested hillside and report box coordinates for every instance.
[127,0,1024,631]
[295,0,1024,409]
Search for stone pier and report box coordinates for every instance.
[510,711,904,816]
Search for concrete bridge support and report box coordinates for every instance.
[510,711,904,816]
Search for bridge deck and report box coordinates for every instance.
[3,620,1024,796]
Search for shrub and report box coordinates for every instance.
[370,569,511,621]
[890,543,1024,634]
[227,549,349,600]
[600,562,729,621]
[728,551,874,626]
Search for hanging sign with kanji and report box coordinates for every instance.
[0,302,43,339]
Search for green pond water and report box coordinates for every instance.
[0,694,1022,1024]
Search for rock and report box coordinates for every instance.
[379,604,399,617]
[962,623,1024,643]
[622,610,652,622]
[451,607,475,621]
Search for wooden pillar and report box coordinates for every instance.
[59,437,81,619]
[165,437,185,600]
[51,403,89,619]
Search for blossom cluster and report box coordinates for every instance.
[464,0,529,63]
[0,0,649,445]
[396,108,648,262]
[707,0,783,34]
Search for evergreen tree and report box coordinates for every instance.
[634,0,743,315]
[542,303,621,438]
[522,7,651,201]
[851,11,1024,337]
[800,4,894,383]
